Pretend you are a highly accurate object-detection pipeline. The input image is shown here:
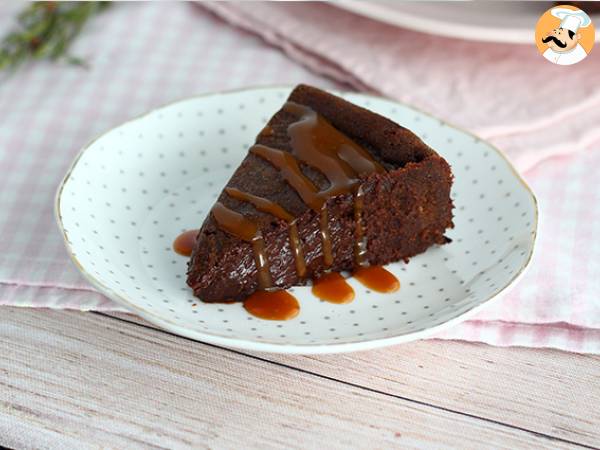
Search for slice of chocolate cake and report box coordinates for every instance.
[187,85,454,303]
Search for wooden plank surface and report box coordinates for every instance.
[269,337,600,448]
[104,311,600,449]
[0,307,595,449]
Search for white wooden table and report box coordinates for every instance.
[1,306,598,449]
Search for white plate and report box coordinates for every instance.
[55,86,538,354]
[335,1,600,44]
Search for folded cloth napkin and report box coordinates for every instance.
[0,2,334,305]
[1,2,599,353]
[438,145,600,351]
[202,2,600,172]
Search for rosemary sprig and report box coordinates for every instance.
[0,1,110,71]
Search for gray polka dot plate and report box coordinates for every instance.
[55,86,538,354]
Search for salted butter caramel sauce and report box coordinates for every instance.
[354,265,400,293]
[246,101,386,276]
[177,101,399,318]
[243,289,300,321]
[211,202,272,290]
[175,225,399,304]
[173,229,199,257]
[225,187,306,279]
[312,272,354,304]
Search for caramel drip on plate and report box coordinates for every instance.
[354,266,400,293]
[225,187,306,278]
[211,202,272,290]
[173,229,199,257]
[312,272,355,304]
[243,290,300,320]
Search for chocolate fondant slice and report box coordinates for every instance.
[187,84,454,302]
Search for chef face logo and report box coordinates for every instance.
[535,5,594,65]
[542,27,580,52]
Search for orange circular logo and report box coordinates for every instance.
[535,4,594,65]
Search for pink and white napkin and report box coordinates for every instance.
[1,1,599,353]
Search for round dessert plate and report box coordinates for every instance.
[335,1,600,43]
[55,86,538,354]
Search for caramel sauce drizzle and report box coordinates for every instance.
[249,145,322,210]
[283,102,385,268]
[318,208,334,267]
[211,202,272,290]
[225,187,294,222]
[249,102,386,271]
[259,124,274,138]
[284,102,385,179]
[225,187,306,278]
[353,186,367,266]
[204,101,400,316]
[249,144,335,268]
[354,265,400,293]
[173,229,198,257]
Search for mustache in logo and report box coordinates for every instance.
[542,35,567,48]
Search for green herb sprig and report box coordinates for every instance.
[0,1,110,72]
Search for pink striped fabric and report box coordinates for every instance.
[438,148,600,348]
[0,1,335,300]
[1,2,599,353]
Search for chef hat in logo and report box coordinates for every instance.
[551,7,592,33]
